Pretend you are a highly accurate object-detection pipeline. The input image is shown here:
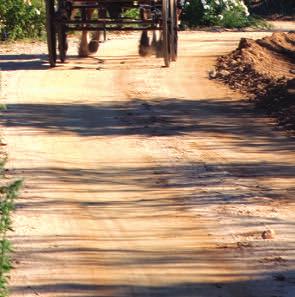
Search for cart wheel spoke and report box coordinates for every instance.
[170,0,178,62]
[162,0,171,67]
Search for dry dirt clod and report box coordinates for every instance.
[230,59,238,66]
[237,241,253,248]
[238,66,245,72]
[218,69,231,77]
[259,256,287,264]
[208,69,217,79]
[262,229,275,240]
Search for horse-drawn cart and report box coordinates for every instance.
[45,0,178,67]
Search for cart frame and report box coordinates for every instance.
[45,0,178,67]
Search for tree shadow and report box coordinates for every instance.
[1,98,294,152]
[8,149,294,297]
[0,54,50,70]
[11,272,295,296]
[13,160,294,213]
[0,53,103,71]
[0,53,163,71]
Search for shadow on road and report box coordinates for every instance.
[10,272,295,297]
[0,54,49,70]
[4,99,294,296]
[1,98,294,152]
[0,53,162,71]
[10,160,295,297]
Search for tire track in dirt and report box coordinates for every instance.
[1,31,294,297]
[117,53,257,297]
[118,39,295,297]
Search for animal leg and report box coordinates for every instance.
[139,31,152,57]
[78,8,95,57]
[88,31,101,54]
[79,31,89,57]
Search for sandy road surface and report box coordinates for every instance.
[1,31,295,297]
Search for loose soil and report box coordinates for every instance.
[214,32,295,132]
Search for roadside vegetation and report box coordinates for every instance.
[0,105,22,297]
[245,0,294,18]
[0,179,22,297]
[0,0,45,40]
[1,0,294,40]
[181,0,270,28]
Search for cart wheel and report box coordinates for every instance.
[58,25,68,63]
[162,0,171,67]
[45,0,57,67]
[170,0,178,62]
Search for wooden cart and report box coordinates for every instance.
[45,0,178,67]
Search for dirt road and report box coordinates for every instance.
[1,31,295,297]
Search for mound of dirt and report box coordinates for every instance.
[213,32,295,132]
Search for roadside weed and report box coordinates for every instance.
[0,180,22,297]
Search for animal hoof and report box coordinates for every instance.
[88,40,99,53]
[139,46,152,57]
[140,32,150,47]
[156,44,164,58]
[78,47,89,57]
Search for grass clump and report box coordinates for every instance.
[0,178,22,297]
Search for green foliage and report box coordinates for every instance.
[0,0,271,41]
[218,5,249,27]
[0,180,22,297]
[245,0,294,16]
[181,0,204,27]
[0,0,45,40]
[123,8,140,19]
[201,0,250,27]
[247,15,272,29]
[182,0,269,28]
